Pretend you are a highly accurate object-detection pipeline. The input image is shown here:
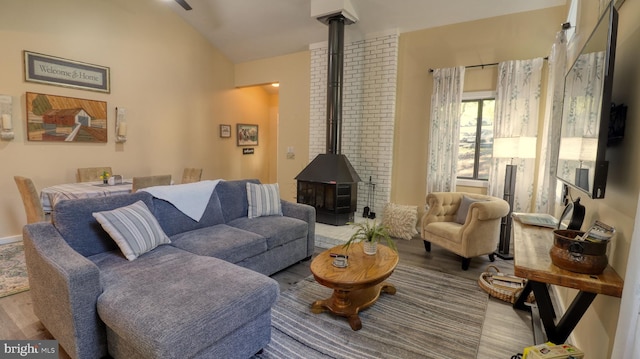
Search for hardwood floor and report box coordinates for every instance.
[0,238,535,358]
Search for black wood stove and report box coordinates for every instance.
[295,12,361,226]
[296,154,359,225]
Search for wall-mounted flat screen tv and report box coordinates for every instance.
[556,3,618,199]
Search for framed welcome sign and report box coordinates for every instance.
[24,51,110,93]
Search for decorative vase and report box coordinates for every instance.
[363,240,377,255]
[550,230,608,274]
[103,178,108,184]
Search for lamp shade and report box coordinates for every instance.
[493,136,537,159]
[117,122,127,137]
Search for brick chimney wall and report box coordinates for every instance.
[309,31,398,215]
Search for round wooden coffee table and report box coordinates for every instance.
[310,242,399,330]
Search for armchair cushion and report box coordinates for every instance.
[424,222,463,243]
[455,195,485,224]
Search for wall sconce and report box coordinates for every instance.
[116,121,127,143]
[1,113,14,141]
[0,94,14,141]
[115,107,127,143]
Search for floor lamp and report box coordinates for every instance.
[497,164,517,259]
[493,137,537,260]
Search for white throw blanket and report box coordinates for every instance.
[141,180,221,222]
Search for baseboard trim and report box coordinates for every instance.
[0,235,22,245]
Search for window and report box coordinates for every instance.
[565,0,578,43]
[457,93,495,180]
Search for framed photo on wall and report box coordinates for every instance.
[219,124,231,138]
[237,124,258,146]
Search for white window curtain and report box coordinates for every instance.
[536,31,568,214]
[427,66,465,193]
[489,58,543,212]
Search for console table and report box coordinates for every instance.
[512,219,623,344]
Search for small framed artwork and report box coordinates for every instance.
[237,124,258,146]
[219,124,231,138]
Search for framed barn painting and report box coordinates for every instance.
[237,124,258,146]
[26,92,107,142]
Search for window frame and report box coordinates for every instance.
[457,91,495,182]
[566,0,578,44]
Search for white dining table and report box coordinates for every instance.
[40,180,133,212]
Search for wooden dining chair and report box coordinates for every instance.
[132,175,172,192]
[77,166,113,182]
[181,168,203,184]
[14,176,47,224]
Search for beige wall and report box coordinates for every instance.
[268,93,280,184]
[0,0,271,238]
[235,52,311,201]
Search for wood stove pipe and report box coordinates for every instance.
[325,15,346,155]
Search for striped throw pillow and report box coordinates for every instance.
[92,200,170,261]
[247,183,283,218]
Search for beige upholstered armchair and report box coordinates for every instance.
[420,192,510,270]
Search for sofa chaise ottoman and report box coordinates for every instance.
[22,179,316,359]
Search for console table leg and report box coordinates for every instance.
[513,281,533,312]
[529,281,598,345]
[530,281,556,341]
[552,291,597,344]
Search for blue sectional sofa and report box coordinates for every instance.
[22,179,315,359]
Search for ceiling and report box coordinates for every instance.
[166,0,567,64]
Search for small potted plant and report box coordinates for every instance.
[100,171,110,184]
[344,220,397,255]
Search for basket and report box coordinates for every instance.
[478,265,534,304]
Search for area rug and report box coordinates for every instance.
[0,242,29,298]
[253,264,488,359]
